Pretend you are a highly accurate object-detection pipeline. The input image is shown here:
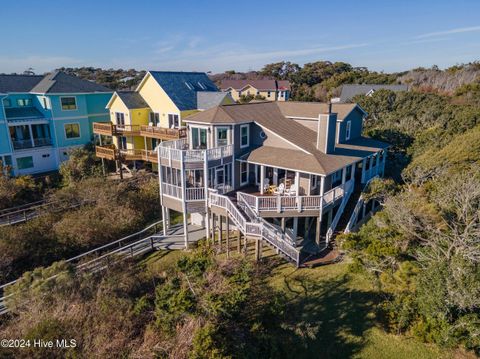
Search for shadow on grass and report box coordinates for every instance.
[258,259,382,359]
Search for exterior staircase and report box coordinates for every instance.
[209,190,301,266]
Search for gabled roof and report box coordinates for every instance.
[30,71,112,94]
[0,74,43,93]
[197,91,233,110]
[276,101,365,120]
[114,91,149,109]
[5,106,44,120]
[144,71,218,111]
[185,101,387,175]
[340,84,408,102]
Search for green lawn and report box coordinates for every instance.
[144,247,472,359]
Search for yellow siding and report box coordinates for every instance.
[108,94,130,124]
[138,73,180,127]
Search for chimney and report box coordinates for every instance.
[317,104,337,154]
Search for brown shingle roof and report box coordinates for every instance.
[276,101,361,120]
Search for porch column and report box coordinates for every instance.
[205,210,210,240]
[273,168,278,185]
[295,171,300,195]
[218,215,223,249]
[341,166,347,185]
[293,217,299,241]
[28,125,34,148]
[226,216,230,258]
[315,216,322,245]
[281,217,286,231]
[351,163,356,183]
[327,209,333,228]
[211,213,216,242]
[182,210,189,250]
[161,206,168,236]
[260,165,265,194]
[320,175,325,196]
[237,230,241,253]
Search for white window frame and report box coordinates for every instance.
[346,120,351,141]
[17,98,32,107]
[190,125,209,149]
[215,126,229,147]
[64,122,81,140]
[240,124,249,148]
[115,112,125,126]
[60,96,77,111]
[240,161,248,185]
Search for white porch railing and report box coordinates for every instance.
[162,183,183,199]
[235,180,353,214]
[158,139,233,164]
[185,187,205,201]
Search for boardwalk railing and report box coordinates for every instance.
[0,220,164,315]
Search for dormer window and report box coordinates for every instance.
[346,120,351,141]
[184,82,193,90]
[2,98,11,107]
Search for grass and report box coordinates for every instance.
[143,243,474,359]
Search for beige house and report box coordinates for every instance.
[220,79,291,102]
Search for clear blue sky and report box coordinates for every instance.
[1,0,480,74]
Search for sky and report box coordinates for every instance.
[1,0,480,74]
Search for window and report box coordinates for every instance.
[60,97,77,110]
[168,114,179,128]
[149,112,160,126]
[256,91,260,95]
[216,127,228,147]
[267,91,271,97]
[115,112,125,126]
[64,123,80,139]
[17,98,32,107]
[17,156,34,170]
[119,136,127,150]
[280,91,284,97]
[346,121,351,141]
[191,127,207,149]
[42,97,48,109]
[238,91,242,96]
[240,162,248,185]
[259,131,266,140]
[2,98,11,107]
[240,124,249,148]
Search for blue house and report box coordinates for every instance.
[0,71,112,176]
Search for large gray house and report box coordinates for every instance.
[157,101,388,266]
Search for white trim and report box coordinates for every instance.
[215,126,230,147]
[239,124,249,148]
[59,96,78,111]
[63,122,81,140]
[167,113,180,129]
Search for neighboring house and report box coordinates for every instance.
[94,71,234,168]
[157,101,389,267]
[0,71,112,176]
[220,79,291,102]
[336,84,408,103]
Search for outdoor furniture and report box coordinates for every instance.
[285,183,297,196]
[273,183,285,195]
[267,184,277,194]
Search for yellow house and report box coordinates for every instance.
[93,71,234,168]
[220,79,291,102]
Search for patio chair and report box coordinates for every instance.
[285,183,297,196]
[273,183,285,195]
